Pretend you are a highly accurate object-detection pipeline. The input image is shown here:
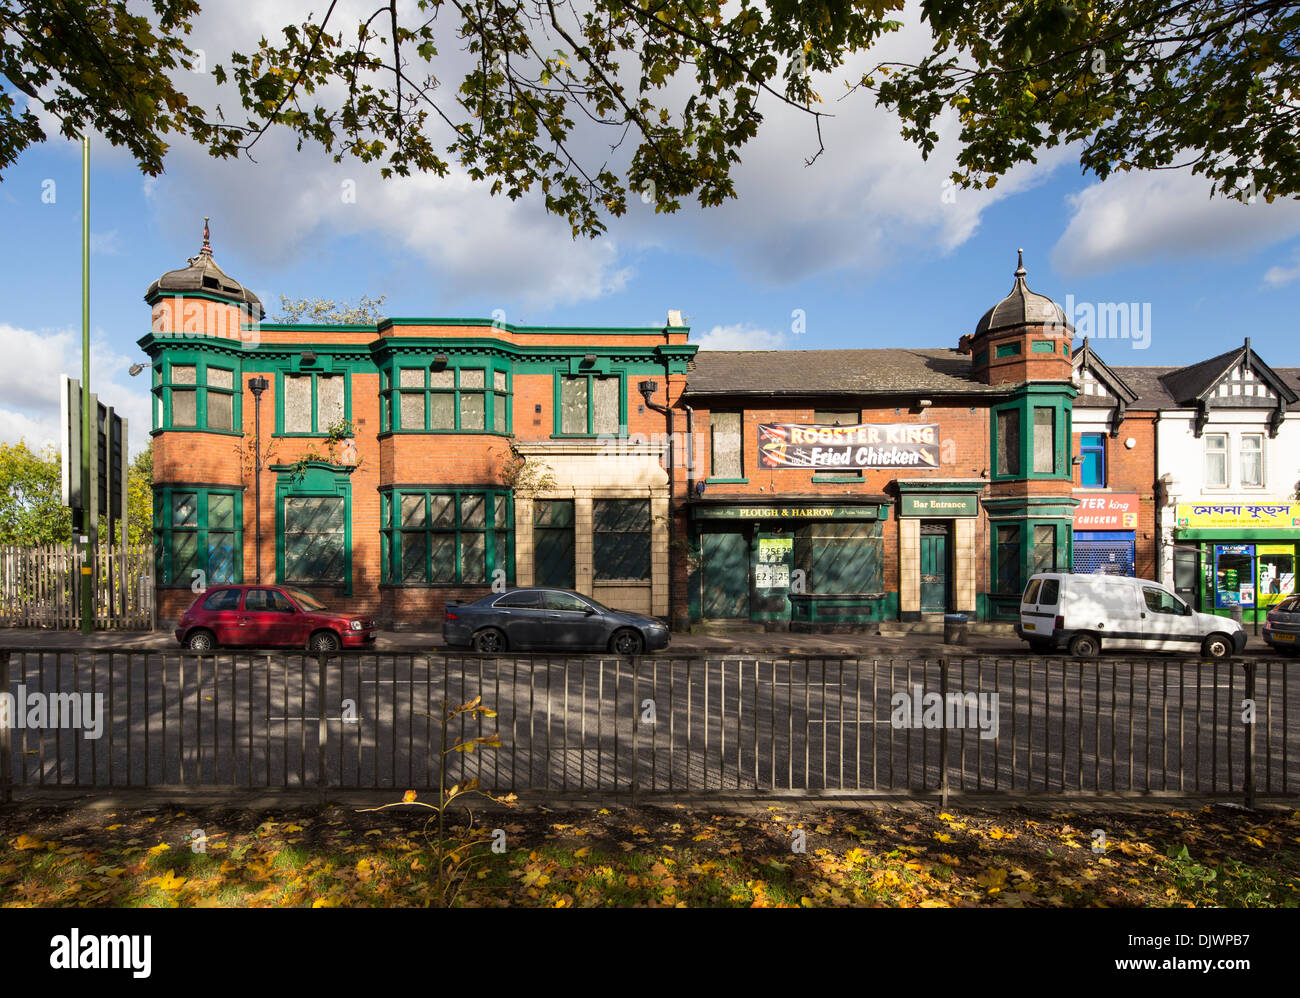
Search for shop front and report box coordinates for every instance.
[1071,492,1139,576]
[1172,501,1300,625]
[687,496,892,629]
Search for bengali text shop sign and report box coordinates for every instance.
[1176,502,1300,530]
[757,422,940,470]
[1073,493,1139,529]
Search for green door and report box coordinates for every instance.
[919,523,950,612]
[702,530,750,619]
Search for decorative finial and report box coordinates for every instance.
[1015,248,1026,278]
[200,216,212,257]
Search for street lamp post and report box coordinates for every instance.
[248,377,269,582]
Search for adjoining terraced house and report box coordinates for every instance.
[677,251,1080,628]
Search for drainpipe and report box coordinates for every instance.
[639,379,674,626]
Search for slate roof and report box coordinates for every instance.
[1075,353,1300,410]
[683,348,1002,398]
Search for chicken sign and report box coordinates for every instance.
[757,422,941,470]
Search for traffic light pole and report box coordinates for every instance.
[80,136,93,635]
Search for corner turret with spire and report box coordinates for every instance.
[968,249,1073,386]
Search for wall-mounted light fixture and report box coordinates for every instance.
[300,350,316,365]
[432,353,448,368]
[917,399,933,409]
[128,362,147,377]
[582,353,598,366]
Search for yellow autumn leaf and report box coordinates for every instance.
[144,870,186,891]
[402,790,418,803]
[147,843,171,857]
[14,834,46,851]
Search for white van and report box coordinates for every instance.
[1017,573,1247,659]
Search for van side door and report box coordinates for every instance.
[1139,584,1195,652]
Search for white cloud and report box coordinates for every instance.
[692,323,787,351]
[1052,169,1300,276]
[0,325,152,458]
[1263,251,1300,288]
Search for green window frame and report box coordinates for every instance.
[555,373,624,436]
[991,392,1071,481]
[794,520,883,593]
[996,342,1022,358]
[812,409,864,481]
[277,370,350,436]
[593,499,651,581]
[151,357,241,433]
[383,363,511,433]
[381,489,513,585]
[152,486,242,587]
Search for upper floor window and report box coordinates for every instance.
[1241,433,1264,488]
[153,359,238,432]
[995,408,1021,476]
[1079,433,1106,487]
[1204,433,1229,488]
[559,374,621,435]
[1033,407,1056,474]
[710,411,742,478]
[281,372,346,435]
[388,366,509,432]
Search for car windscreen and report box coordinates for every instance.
[285,588,328,611]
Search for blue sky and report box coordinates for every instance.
[4,3,1300,458]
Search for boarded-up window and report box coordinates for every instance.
[283,375,313,433]
[996,408,1020,476]
[593,499,651,581]
[593,376,620,434]
[1032,524,1056,574]
[560,377,587,434]
[1033,407,1055,474]
[710,412,742,478]
[317,375,345,431]
[284,497,346,584]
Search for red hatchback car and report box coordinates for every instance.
[175,585,376,652]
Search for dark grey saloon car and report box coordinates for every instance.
[443,588,671,654]
[1264,595,1300,654]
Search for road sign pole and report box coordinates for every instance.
[80,135,93,635]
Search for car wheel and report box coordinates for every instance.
[186,629,216,651]
[1067,633,1100,658]
[472,628,506,654]
[610,629,644,656]
[309,630,341,654]
[1201,633,1233,660]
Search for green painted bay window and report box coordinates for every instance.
[558,373,622,436]
[152,357,239,432]
[381,489,512,585]
[385,364,510,433]
[279,371,348,435]
[153,487,242,586]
